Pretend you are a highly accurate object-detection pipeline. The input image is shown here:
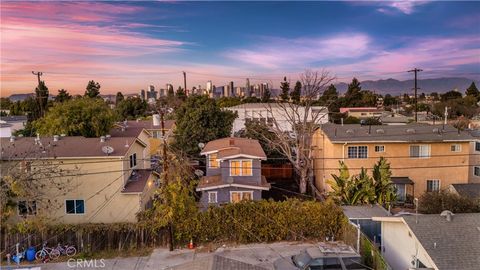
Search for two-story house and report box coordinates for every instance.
[196,137,270,208]
[1,126,159,224]
[312,123,475,202]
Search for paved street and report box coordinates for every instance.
[2,242,317,270]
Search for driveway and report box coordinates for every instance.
[3,241,320,270]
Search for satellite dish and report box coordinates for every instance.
[198,142,205,149]
[226,176,234,184]
[102,146,114,155]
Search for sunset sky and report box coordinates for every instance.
[1,1,479,96]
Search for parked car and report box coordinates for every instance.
[273,245,366,270]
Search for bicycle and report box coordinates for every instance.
[53,243,77,257]
[35,242,60,261]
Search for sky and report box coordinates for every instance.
[1,1,480,96]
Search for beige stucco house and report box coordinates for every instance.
[1,126,160,224]
[313,123,475,201]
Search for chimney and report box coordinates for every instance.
[100,136,106,143]
[229,138,235,146]
[53,135,59,142]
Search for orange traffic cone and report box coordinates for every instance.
[188,239,194,249]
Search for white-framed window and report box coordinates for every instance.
[426,180,440,192]
[230,191,253,203]
[208,192,217,203]
[65,199,85,214]
[152,131,162,139]
[347,146,368,159]
[129,153,137,168]
[208,153,219,168]
[410,145,430,158]
[450,144,461,152]
[475,141,480,152]
[474,166,480,177]
[17,200,36,216]
[374,145,385,153]
[229,159,253,176]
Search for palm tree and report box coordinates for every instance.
[372,157,397,207]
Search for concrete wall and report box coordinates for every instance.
[380,220,435,270]
[469,140,480,183]
[313,130,471,197]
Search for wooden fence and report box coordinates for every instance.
[262,163,293,180]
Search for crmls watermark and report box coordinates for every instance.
[67,258,106,268]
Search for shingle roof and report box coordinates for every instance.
[122,169,154,193]
[342,205,390,219]
[0,136,136,159]
[169,254,267,270]
[450,183,480,200]
[320,123,475,143]
[201,137,266,160]
[403,213,480,270]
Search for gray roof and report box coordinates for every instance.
[391,176,414,185]
[0,115,28,122]
[169,254,266,270]
[403,213,480,270]
[450,183,480,200]
[320,123,475,143]
[342,205,390,219]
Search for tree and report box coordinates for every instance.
[430,92,439,101]
[279,77,290,102]
[262,70,334,195]
[55,89,71,103]
[318,84,338,105]
[360,90,377,106]
[216,97,242,108]
[35,81,49,117]
[345,78,362,105]
[116,97,147,120]
[440,90,462,101]
[173,95,236,156]
[383,94,397,107]
[0,97,12,112]
[418,190,479,214]
[85,80,101,98]
[176,86,186,101]
[290,81,302,103]
[261,87,271,103]
[237,120,285,164]
[466,82,479,99]
[115,91,124,104]
[34,98,115,137]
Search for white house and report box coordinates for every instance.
[373,212,480,270]
[0,116,27,137]
[225,103,329,134]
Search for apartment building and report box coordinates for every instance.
[1,127,159,224]
[312,123,475,200]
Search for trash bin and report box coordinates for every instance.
[26,247,36,261]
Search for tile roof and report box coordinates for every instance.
[122,169,154,193]
[197,175,270,190]
[403,213,480,270]
[169,254,267,270]
[0,136,136,159]
[450,183,480,200]
[320,123,475,143]
[200,137,266,160]
[342,205,390,219]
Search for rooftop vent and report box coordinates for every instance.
[9,136,15,142]
[100,136,106,143]
[53,135,59,142]
[106,134,111,139]
[406,128,415,134]
[60,134,66,137]
[433,128,439,133]
[153,114,160,126]
[440,210,454,222]
[346,129,354,135]
[376,129,385,134]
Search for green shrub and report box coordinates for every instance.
[418,190,480,214]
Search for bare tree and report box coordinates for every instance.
[263,70,335,196]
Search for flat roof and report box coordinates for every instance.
[342,205,390,219]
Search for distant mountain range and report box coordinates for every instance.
[334,77,479,95]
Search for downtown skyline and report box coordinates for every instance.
[1,1,479,96]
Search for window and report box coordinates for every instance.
[208,192,217,203]
[374,145,385,153]
[208,153,219,168]
[66,199,85,214]
[152,131,162,139]
[18,200,36,216]
[230,191,253,203]
[426,180,440,192]
[450,144,461,152]
[229,160,253,176]
[129,153,137,168]
[476,142,480,152]
[410,145,430,158]
[347,146,368,159]
[474,166,480,177]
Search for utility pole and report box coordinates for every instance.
[182,71,187,96]
[32,71,46,117]
[444,106,449,125]
[408,68,423,122]
[32,71,43,85]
